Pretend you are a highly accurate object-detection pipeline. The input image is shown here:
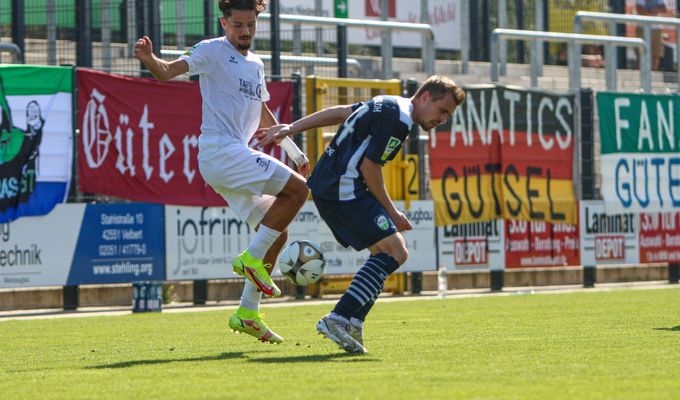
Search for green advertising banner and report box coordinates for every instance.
[597,92,680,213]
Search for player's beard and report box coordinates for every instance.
[237,36,252,50]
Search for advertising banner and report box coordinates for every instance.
[165,205,253,280]
[579,201,639,266]
[0,65,73,223]
[67,203,165,284]
[0,203,164,288]
[77,69,294,206]
[639,212,680,263]
[598,92,680,214]
[273,0,462,50]
[437,220,505,271]
[430,85,577,226]
[504,220,580,268]
[165,200,435,280]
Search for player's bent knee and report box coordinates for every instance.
[387,247,408,266]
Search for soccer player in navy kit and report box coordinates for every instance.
[256,76,465,353]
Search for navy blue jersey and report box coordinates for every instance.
[307,95,413,202]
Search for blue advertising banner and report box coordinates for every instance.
[67,203,165,285]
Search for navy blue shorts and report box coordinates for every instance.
[312,194,397,251]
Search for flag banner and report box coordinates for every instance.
[77,69,294,206]
[430,84,577,227]
[597,92,680,214]
[0,65,73,223]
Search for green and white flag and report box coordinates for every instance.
[597,92,680,214]
[0,65,73,223]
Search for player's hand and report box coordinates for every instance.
[255,124,291,146]
[297,161,310,177]
[390,210,413,232]
[134,36,153,62]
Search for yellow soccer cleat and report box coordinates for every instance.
[228,308,283,344]
[232,250,281,297]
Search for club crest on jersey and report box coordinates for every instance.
[375,215,390,231]
[380,137,401,161]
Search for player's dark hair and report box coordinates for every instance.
[414,75,465,107]
[218,0,268,17]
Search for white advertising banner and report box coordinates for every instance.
[437,220,505,271]
[0,204,84,288]
[265,0,462,50]
[165,200,436,280]
[165,206,253,280]
[579,201,639,266]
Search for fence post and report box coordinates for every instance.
[204,0,215,38]
[270,0,281,77]
[193,280,207,305]
[583,266,596,288]
[580,89,595,200]
[63,285,79,310]
[669,263,679,284]
[381,0,393,78]
[76,0,92,67]
[337,25,348,78]
[490,270,504,291]
[11,0,25,64]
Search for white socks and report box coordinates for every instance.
[239,280,262,311]
[247,224,281,260]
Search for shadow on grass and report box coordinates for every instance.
[249,353,379,363]
[87,351,261,369]
[653,326,680,332]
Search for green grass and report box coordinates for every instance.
[1,287,679,400]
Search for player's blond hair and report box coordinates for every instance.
[414,75,465,107]
[218,0,268,17]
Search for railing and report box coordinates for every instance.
[575,11,680,93]
[160,50,363,77]
[490,29,649,92]
[0,43,23,64]
[258,13,435,78]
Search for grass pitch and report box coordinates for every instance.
[1,287,679,400]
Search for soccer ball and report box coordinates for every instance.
[278,240,326,286]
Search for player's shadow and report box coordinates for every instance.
[87,351,259,369]
[653,325,680,332]
[249,353,378,363]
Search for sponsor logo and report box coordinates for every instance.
[375,214,390,231]
[238,79,263,100]
[255,156,271,171]
[380,136,401,161]
[229,55,238,64]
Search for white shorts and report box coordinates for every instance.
[198,138,292,226]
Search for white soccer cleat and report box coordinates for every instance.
[316,314,367,354]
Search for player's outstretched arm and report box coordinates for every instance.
[134,36,188,82]
[359,158,413,232]
[254,105,353,146]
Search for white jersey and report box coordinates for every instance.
[180,37,270,145]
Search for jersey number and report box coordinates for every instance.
[334,104,370,146]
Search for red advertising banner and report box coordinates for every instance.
[639,212,680,263]
[77,69,293,206]
[505,220,580,268]
[429,85,577,227]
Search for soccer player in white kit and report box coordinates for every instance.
[134,0,309,344]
